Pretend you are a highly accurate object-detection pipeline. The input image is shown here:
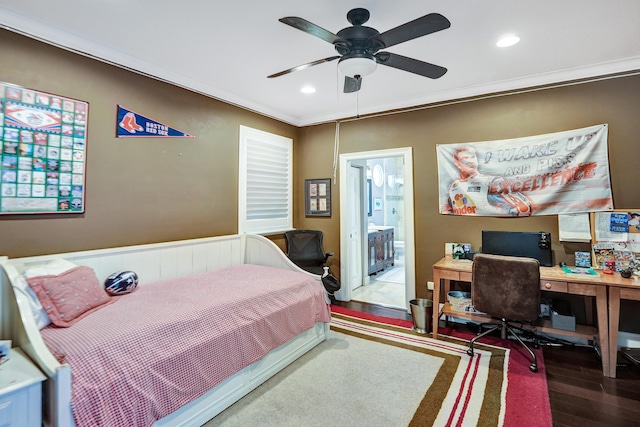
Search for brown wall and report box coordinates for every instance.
[296,77,640,302]
[2,30,640,331]
[0,30,297,257]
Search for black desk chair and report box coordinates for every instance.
[284,230,333,275]
[466,253,541,372]
[284,230,340,294]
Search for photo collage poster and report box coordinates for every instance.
[0,81,88,214]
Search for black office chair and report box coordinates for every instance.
[284,230,340,294]
[466,253,541,372]
[284,230,334,276]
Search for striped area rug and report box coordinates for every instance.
[331,306,552,427]
[207,307,551,427]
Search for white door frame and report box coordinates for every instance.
[336,147,416,311]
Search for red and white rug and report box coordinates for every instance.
[331,305,553,427]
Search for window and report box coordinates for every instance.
[238,125,293,234]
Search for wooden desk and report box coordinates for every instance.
[432,257,610,377]
[607,275,640,378]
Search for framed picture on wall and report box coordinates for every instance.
[0,81,88,214]
[305,178,331,217]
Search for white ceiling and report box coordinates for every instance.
[1,1,640,127]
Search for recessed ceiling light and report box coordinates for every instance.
[496,35,520,47]
[300,86,316,94]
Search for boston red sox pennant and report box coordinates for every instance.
[116,105,194,138]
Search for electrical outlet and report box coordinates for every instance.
[427,281,434,290]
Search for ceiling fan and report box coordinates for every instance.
[268,8,451,93]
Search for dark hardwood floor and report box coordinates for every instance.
[334,300,640,427]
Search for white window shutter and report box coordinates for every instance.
[239,126,292,234]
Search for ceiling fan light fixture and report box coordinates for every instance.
[338,56,377,77]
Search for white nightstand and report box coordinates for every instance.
[0,348,46,427]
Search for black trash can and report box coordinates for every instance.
[409,298,433,335]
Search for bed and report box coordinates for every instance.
[0,233,331,427]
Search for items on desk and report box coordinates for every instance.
[463,251,478,260]
[592,243,615,269]
[612,251,636,271]
[540,299,552,318]
[561,265,598,276]
[444,242,471,260]
[447,291,473,312]
[551,299,576,332]
[604,260,618,275]
[481,230,553,267]
[591,242,637,273]
[575,251,592,267]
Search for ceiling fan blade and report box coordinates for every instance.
[268,56,341,78]
[376,52,447,79]
[343,76,362,93]
[373,13,451,49]
[279,17,343,44]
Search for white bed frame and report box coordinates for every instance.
[0,234,330,427]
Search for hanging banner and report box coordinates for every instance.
[437,124,613,217]
[116,105,194,138]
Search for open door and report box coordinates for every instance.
[348,165,364,291]
[336,148,416,311]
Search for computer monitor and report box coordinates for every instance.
[481,230,553,267]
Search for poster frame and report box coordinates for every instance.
[0,81,88,215]
[305,178,331,217]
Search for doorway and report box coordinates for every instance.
[335,148,416,311]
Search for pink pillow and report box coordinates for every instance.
[27,266,114,327]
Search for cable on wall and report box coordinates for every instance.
[333,121,340,184]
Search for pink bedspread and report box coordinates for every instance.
[40,264,330,427]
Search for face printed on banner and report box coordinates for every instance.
[453,147,479,179]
